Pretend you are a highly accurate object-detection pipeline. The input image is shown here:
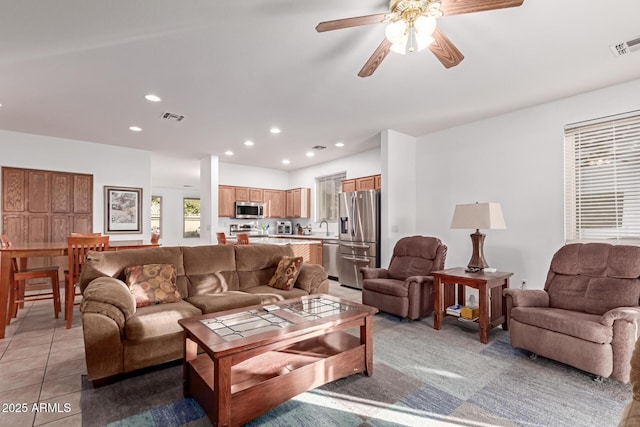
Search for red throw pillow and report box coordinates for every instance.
[268,256,303,291]
[125,264,181,308]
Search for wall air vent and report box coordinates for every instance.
[610,36,640,57]
[161,112,185,122]
[312,145,327,150]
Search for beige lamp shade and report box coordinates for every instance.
[450,202,506,271]
[450,202,506,230]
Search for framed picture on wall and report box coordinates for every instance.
[104,186,142,234]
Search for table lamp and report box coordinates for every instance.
[450,202,506,272]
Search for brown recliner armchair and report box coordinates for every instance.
[361,236,447,320]
[505,243,640,383]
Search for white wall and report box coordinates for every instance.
[416,78,640,289]
[381,130,417,265]
[0,130,151,241]
[219,162,289,189]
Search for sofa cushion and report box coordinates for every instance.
[183,245,239,294]
[268,256,303,291]
[546,275,589,312]
[234,244,295,290]
[362,278,407,298]
[124,300,201,341]
[80,247,187,296]
[125,264,182,308]
[186,291,263,314]
[511,306,612,344]
[243,285,309,303]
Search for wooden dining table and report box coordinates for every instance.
[0,240,159,339]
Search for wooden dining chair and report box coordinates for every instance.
[216,232,228,245]
[66,235,109,329]
[236,233,250,245]
[0,235,61,320]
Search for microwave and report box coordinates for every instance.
[234,202,264,219]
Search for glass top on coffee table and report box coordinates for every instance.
[200,296,359,342]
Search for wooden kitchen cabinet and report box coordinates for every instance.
[263,189,286,218]
[286,188,310,218]
[218,185,236,217]
[356,176,376,190]
[341,179,356,193]
[341,174,381,192]
[236,187,264,202]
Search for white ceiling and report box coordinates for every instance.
[1,1,640,188]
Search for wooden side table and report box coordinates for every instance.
[432,267,513,344]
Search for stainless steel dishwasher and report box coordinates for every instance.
[322,239,339,280]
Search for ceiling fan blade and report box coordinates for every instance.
[428,28,464,68]
[316,13,391,32]
[440,0,524,16]
[358,38,393,78]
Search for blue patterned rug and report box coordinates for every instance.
[81,313,631,427]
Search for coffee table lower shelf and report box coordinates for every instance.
[185,330,365,426]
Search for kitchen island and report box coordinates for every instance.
[226,237,323,265]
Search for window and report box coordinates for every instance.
[183,198,201,238]
[151,195,162,236]
[315,172,346,221]
[564,112,640,242]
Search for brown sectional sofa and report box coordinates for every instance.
[79,243,329,383]
[504,242,640,383]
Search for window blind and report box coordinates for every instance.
[315,172,346,221]
[564,112,640,243]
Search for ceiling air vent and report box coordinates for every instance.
[312,145,327,150]
[161,112,185,122]
[610,36,640,57]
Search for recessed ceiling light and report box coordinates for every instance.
[145,94,162,102]
[306,151,315,157]
[335,142,344,147]
[225,150,234,156]
[282,159,290,165]
[129,126,142,132]
[244,140,254,146]
[270,127,281,134]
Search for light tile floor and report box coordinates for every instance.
[0,280,361,427]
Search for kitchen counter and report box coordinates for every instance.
[268,234,339,241]
[253,237,323,245]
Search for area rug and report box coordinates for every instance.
[81,313,631,427]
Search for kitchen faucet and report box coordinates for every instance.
[319,219,329,236]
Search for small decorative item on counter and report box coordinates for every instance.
[297,224,303,235]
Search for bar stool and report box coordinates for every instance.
[0,235,61,320]
[216,233,228,244]
[236,233,250,245]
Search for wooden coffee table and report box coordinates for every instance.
[178,294,378,427]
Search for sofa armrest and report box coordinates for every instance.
[80,277,136,329]
[601,307,640,327]
[503,289,549,308]
[295,263,329,294]
[360,267,389,280]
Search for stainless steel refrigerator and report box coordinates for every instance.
[338,189,380,289]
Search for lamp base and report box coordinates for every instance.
[467,230,489,271]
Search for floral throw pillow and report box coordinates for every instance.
[267,256,303,291]
[124,264,181,308]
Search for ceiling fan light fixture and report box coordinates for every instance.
[385,20,407,45]
[414,15,436,36]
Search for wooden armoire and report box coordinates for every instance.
[2,167,93,244]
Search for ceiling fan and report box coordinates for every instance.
[316,0,524,77]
